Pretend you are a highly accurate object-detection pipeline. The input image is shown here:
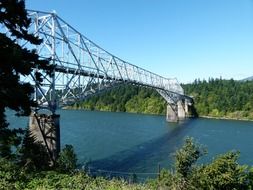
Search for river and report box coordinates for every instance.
[7,109,253,180]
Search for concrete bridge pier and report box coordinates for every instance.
[166,104,178,122]
[29,113,60,164]
[166,100,189,122]
[177,100,186,120]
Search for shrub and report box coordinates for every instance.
[56,144,77,173]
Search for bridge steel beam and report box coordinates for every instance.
[11,10,193,160]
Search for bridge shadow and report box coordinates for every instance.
[84,119,198,176]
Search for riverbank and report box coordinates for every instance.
[64,106,253,122]
[62,106,166,116]
[200,115,253,122]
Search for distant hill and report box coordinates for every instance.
[242,76,253,81]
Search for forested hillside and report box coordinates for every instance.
[69,78,253,120]
[69,85,167,115]
[183,78,253,120]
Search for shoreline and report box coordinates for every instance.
[64,107,253,122]
[199,115,253,122]
[63,107,166,117]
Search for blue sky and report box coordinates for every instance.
[26,0,253,83]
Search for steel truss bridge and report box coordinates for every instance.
[10,10,193,162]
[18,10,192,114]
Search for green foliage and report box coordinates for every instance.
[1,137,253,189]
[69,85,167,115]
[191,151,249,190]
[0,158,29,190]
[56,144,77,173]
[25,171,88,189]
[154,138,252,190]
[0,0,52,158]
[150,137,207,190]
[0,158,19,189]
[0,127,23,159]
[175,137,207,178]
[0,166,148,190]
[25,171,148,190]
[183,78,253,120]
[18,129,50,172]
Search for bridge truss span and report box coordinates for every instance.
[23,10,189,112]
[7,9,194,163]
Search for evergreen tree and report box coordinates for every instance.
[183,78,253,119]
[0,0,52,157]
[56,144,77,173]
[18,129,50,171]
[175,137,206,178]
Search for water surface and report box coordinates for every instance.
[8,110,253,179]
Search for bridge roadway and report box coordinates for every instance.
[17,10,193,163]
[54,64,190,101]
